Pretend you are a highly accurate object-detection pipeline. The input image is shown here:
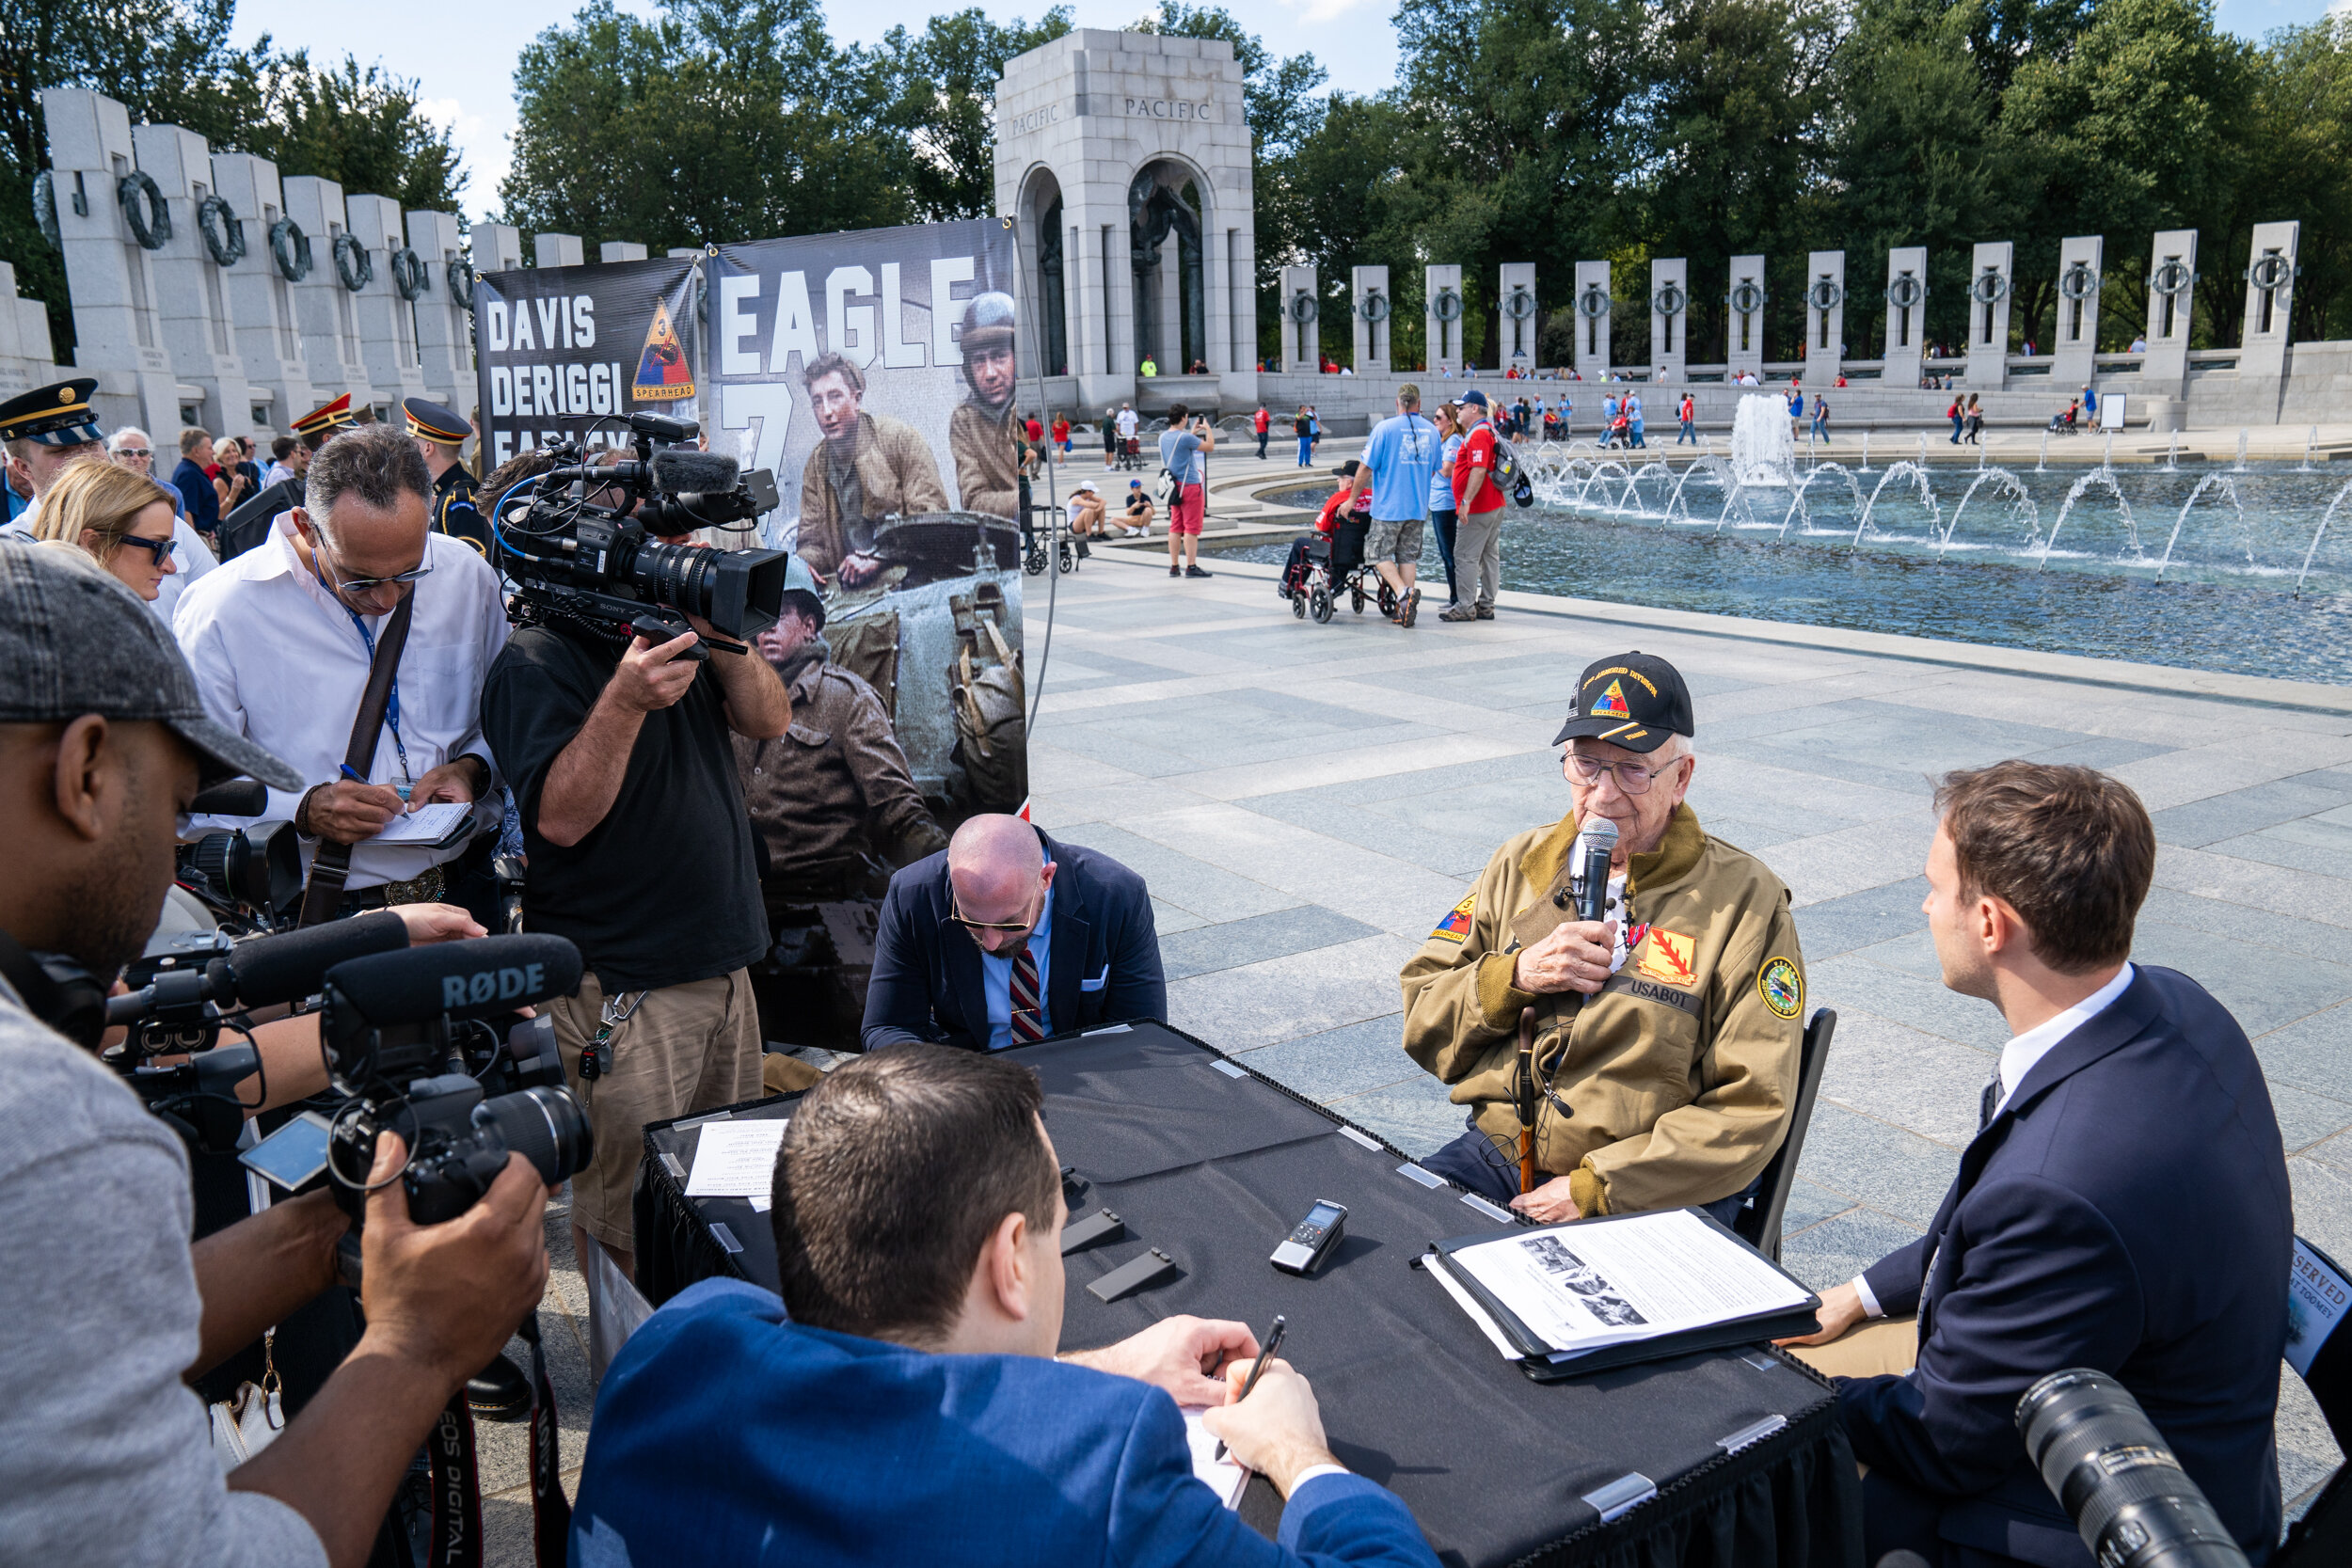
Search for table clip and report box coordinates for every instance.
[1716,1414,1787,1454]
[659,1151,687,1182]
[1337,1126,1382,1151]
[1088,1246,1179,1303]
[1059,1208,1125,1255]
[1211,1059,1249,1079]
[1581,1471,1657,1523]
[676,1108,735,1129]
[1081,1022,1133,1037]
[1396,1163,1445,1190]
[1740,1350,1778,1373]
[708,1222,743,1256]
[1460,1192,1514,1223]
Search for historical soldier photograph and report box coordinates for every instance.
[946,291,1019,520]
[795,351,950,587]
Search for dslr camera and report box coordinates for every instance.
[318,935,594,1228]
[488,410,788,652]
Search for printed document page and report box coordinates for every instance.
[684,1120,789,1198]
[1450,1211,1810,1354]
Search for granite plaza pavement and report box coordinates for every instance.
[1023,545,2352,1522]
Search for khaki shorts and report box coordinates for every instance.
[551,967,764,1253]
[1366,515,1424,565]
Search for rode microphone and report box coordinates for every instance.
[105,910,411,1024]
[324,934,584,1028]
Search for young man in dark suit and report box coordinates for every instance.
[863,814,1166,1052]
[1782,762,2293,1567]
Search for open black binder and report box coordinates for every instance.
[1423,1208,1823,1383]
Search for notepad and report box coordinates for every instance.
[684,1120,789,1197]
[367,801,475,847]
[1181,1409,1250,1509]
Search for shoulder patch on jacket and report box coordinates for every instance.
[1431,893,1475,943]
[1634,928,1698,986]
[1758,956,1804,1020]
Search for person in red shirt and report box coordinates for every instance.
[1252,404,1271,460]
[1025,413,1045,449]
[1051,414,1071,456]
[1443,391,1507,622]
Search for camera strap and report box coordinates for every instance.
[421,1312,569,1568]
[298,594,416,927]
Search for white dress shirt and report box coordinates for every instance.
[1852,963,2137,1319]
[173,515,509,890]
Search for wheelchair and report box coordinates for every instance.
[1280,518,1394,625]
[1022,504,1084,577]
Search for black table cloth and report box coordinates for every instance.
[635,1022,1864,1568]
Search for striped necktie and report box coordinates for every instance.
[1009,942,1045,1044]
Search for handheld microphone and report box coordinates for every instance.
[648,447,741,495]
[1569,816,1619,923]
[105,910,411,1024]
[323,934,584,1029]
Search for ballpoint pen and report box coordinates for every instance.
[1214,1313,1287,1462]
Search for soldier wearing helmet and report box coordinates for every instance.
[947,291,1020,521]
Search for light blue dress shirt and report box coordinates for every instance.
[978,863,1054,1051]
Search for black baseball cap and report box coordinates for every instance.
[1551,652,1694,754]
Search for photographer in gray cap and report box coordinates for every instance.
[0,546,548,1568]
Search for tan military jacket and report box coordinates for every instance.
[948,400,1019,520]
[1400,804,1804,1215]
[796,412,950,578]
[734,647,946,879]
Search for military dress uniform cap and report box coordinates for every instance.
[292,393,355,438]
[403,396,470,445]
[0,378,103,446]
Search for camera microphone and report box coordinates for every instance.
[105,910,411,1024]
[649,447,740,494]
[1570,816,1618,922]
[186,777,269,816]
[324,934,584,1029]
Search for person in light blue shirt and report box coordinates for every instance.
[1625,392,1645,449]
[1427,401,1466,608]
[1338,385,1439,627]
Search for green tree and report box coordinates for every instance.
[243,52,465,213]
[2246,19,2352,341]
[851,7,1073,222]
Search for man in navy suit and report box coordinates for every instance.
[1782,762,2292,1567]
[570,1044,1440,1567]
[863,813,1166,1052]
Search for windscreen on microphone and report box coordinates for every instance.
[219,911,410,1007]
[649,447,739,495]
[1873,1554,1933,1568]
[1571,816,1619,924]
[324,934,583,1026]
[186,777,269,816]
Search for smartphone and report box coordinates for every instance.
[239,1110,334,1195]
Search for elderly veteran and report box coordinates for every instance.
[1400,650,1804,1226]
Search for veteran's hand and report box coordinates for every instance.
[1512,919,1616,996]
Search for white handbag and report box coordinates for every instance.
[209,1328,286,1469]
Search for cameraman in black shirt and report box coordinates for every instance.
[483,567,788,1295]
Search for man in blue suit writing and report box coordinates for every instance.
[864,813,1166,1052]
[1782,762,2292,1567]
[570,1042,1438,1567]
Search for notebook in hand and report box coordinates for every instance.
[1422,1208,1820,1382]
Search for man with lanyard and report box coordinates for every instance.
[1338,384,1438,626]
[0,378,105,535]
[404,396,491,558]
[175,421,507,921]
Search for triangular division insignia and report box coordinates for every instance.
[1593,679,1631,719]
[632,298,695,403]
[1431,893,1476,943]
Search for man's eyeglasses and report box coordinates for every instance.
[950,899,1037,934]
[116,532,178,565]
[1566,751,1681,795]
[111,447,153,462]
[314,535,433,596]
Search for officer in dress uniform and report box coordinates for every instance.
[404,396,490,557]
[216,394,362,561]
[0,378,105,534]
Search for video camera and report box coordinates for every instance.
[489,410,788,655]
[317,934,594,1230]
[174,778,301,932]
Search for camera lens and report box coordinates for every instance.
[474,1085,595,1189]
[2015,1370,2248,1568]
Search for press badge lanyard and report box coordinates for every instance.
[318,559,414,789]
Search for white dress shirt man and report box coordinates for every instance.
[174,424,508,898]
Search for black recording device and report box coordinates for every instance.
[176,778,302,928]
[490,410,787,655]
[318,935,595,1232]
[2016,1369,2250,1568]
[1270,1198,1346,1275]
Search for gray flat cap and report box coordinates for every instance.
[0,541,300,788]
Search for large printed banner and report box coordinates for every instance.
[473,253,700,468]
[473,222,1029,1053]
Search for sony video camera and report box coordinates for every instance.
[317,934,594,1228]
[489,410,787,653]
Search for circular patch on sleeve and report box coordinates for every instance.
[1757,957,1804,1020]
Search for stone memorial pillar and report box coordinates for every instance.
[1500,261,1540,372]
[405,210,472,412]
[2238,220,2299,416]
[1883,246,1927,388]
[2049,236,2104,392]
[599,242,648,263]
[1804,249,1844,386]
[1424,264,1463,374]
[40,88,180,433]
[993,30,1257,409]
[210,153,315,435]
[1350,265,1390,375]
[535,234,584,269]
[1649,258,1689,385]
[280,176,375,417]
[1280,264,1318,372]
[475,225,525,274]
[1964,241,2013,390]
[128,122,261,436]
[0,263,61,395]
[2140,230,2197,400]
[1726,254,1766,383]
[346,194,428,414]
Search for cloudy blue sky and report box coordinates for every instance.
[231,0,2346,221]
